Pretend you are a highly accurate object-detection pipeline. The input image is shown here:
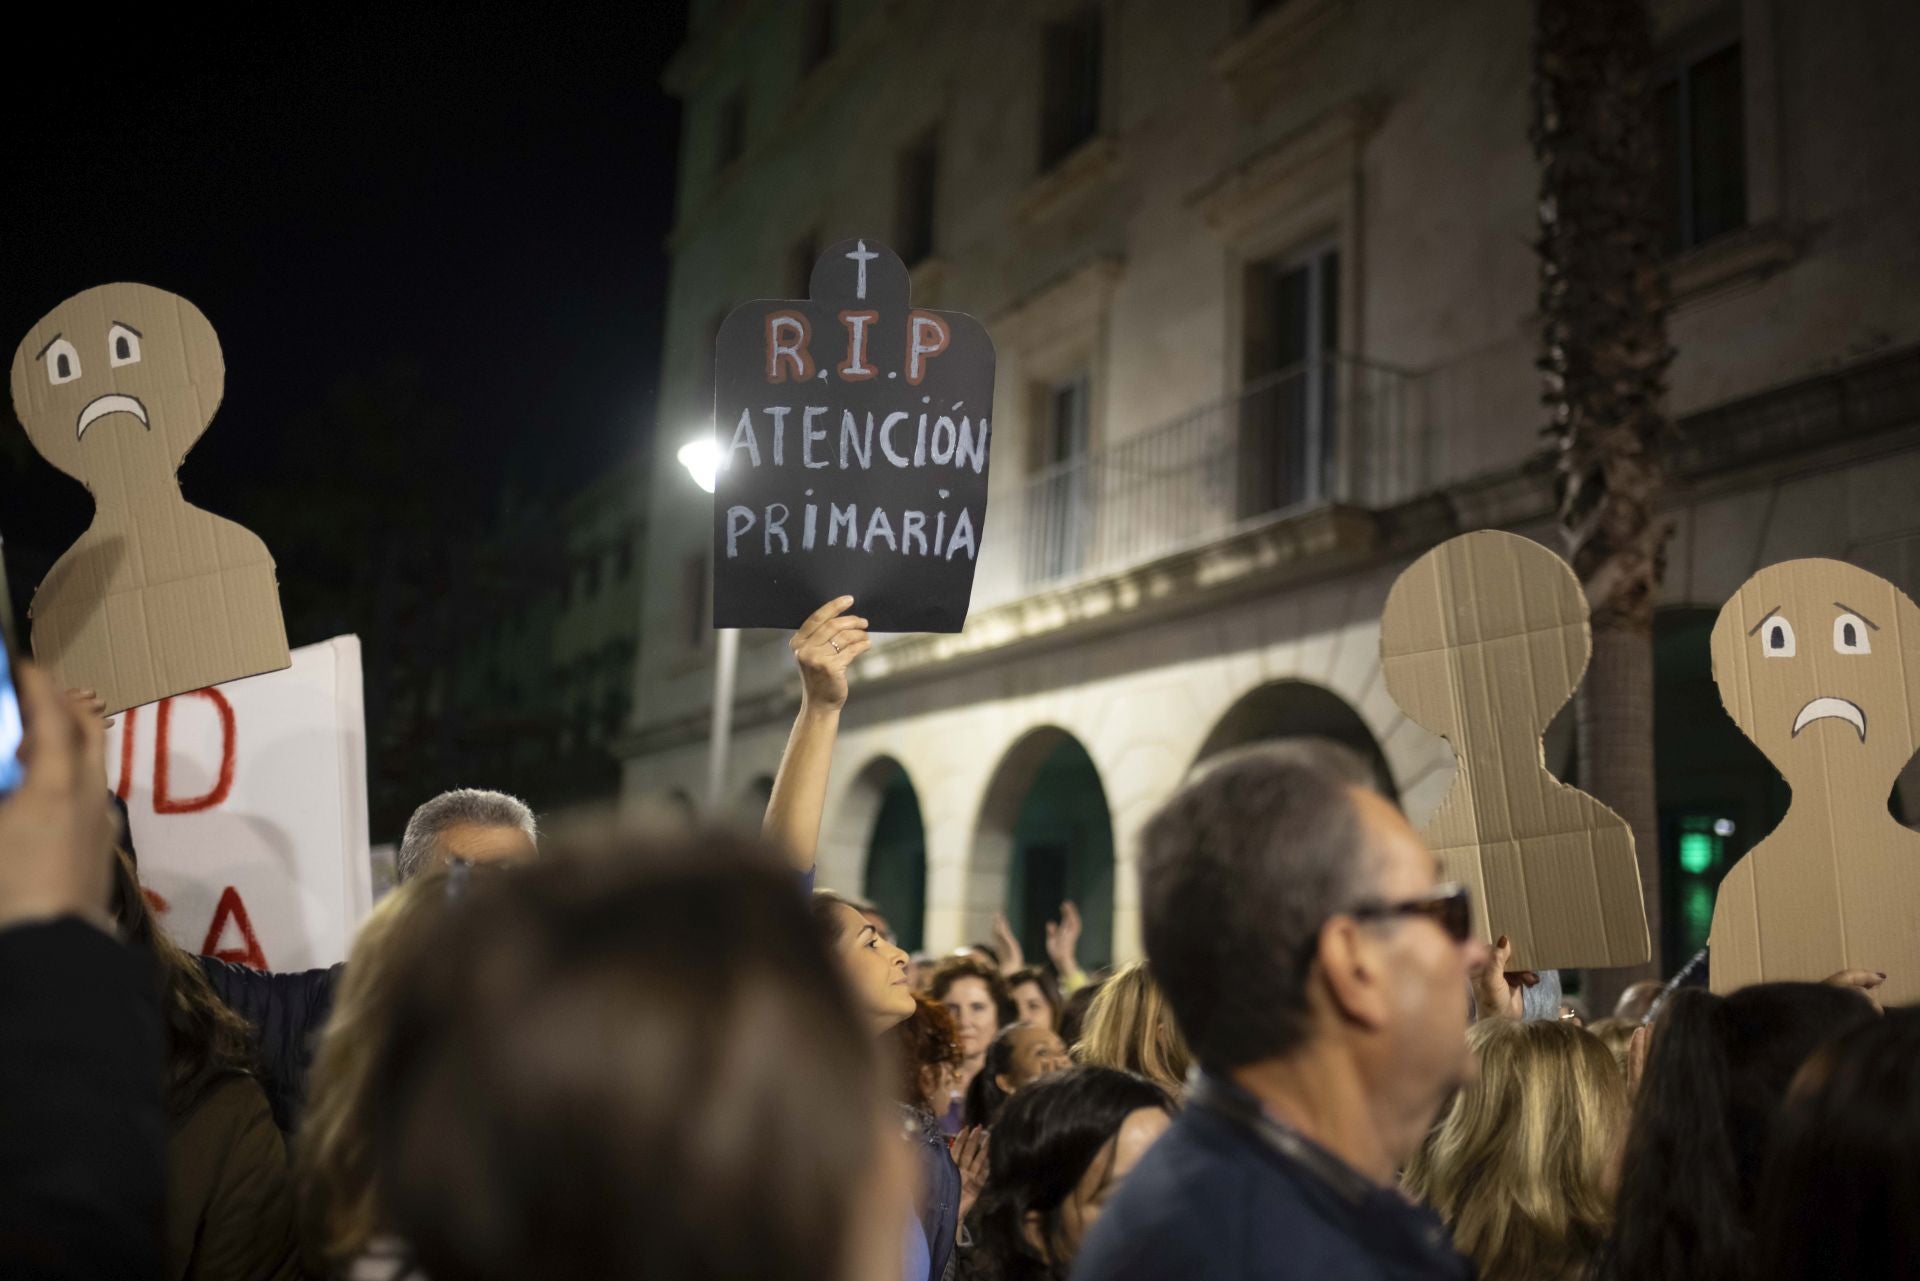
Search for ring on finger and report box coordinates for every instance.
[829,638,842,653]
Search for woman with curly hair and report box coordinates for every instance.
[890,991,965,1115]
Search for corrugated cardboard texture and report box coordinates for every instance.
[1709,559,1920,1004]
[1380,530,1650,970]
[10,283,289,714]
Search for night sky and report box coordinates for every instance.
[0,4,685,636]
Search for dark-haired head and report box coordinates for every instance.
[964,1026,1020,1130]
[371,835,894,1281]
[1140,738,1486,1176]
[964,1022,1071,1128]
[1007,965,1064,1031]
[1059,977,1105,1050]
[1753,1008,1920,1281]
[814,889,917,1034]
[969,1067,1174,1281]
[1139,738,1387,1067]
[1602,982,1877,1281]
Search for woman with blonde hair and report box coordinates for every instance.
[1072,961,1190,1094]
[295,870,458,1277]
[1583,1016,1637,1078]
[1404,1018,1627,1281]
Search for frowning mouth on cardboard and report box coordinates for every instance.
[1792,696,1867,742]
[76,394,150,440]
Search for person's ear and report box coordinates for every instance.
[1316,917,1392,1032]
[1021,1209,1051,1262]
[995,1072,1016,1095]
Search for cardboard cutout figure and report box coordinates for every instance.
[1380,530,1650,970]
[10,283,290,714]
[1708,559,1920,1004]
[711,238,996,632]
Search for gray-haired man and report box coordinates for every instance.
[396,788,539,883]
[1074,742,1483,1281]
[198,788,538,1134]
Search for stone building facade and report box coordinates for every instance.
[622,0,1920,971]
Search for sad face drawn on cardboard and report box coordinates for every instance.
[11,282,224,484]
[1707,558,1920,1003]
[1380,530,1649,971]
[10,283,289,714]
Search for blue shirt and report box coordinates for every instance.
[1071,1072,1471,1281]
[902,1205,930,1281]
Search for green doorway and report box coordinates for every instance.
[862,767,926,951]
[1004,736,1114,971]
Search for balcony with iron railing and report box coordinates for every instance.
[974,353,1424,607]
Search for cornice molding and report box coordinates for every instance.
[1188,97,1384,245]
[1213,0,1354,111]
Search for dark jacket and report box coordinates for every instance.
[906,1105,960,1281]
[196,956,343,1137]
[120,790,337,1139]
[165,1074,303,1281]
[1071,1072,1472,1281]
[0,918,168,1281]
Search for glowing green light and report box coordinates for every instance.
[1684,882,1715,942]
[1678,831,1718,875]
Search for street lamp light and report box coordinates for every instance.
[677,431,737,813]
[676,437,719,494]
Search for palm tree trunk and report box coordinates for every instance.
[1531,0,1676,1010]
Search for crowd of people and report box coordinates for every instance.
[2,595,1915,1281]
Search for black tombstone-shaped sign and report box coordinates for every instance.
[711,238,996,632]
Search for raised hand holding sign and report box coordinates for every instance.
[711,238,996,632]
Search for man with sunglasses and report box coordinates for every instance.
[1073,739,1488,1281]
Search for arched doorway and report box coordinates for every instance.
[828,757,928,951]
[975,728,1115,971]
[864,768,927,951]
[1193,679,1397,800]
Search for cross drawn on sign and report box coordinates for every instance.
[845,240,879,301]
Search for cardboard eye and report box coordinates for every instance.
[108,323,142,368]
[45,337,81,385]
[1834,613,1871,655]
[1763,616,1796,658]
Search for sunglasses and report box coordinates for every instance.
[1348,882,1473,945]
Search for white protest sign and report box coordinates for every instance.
[107,635,372,971]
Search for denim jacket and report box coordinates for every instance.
[903,1104,959,1281]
